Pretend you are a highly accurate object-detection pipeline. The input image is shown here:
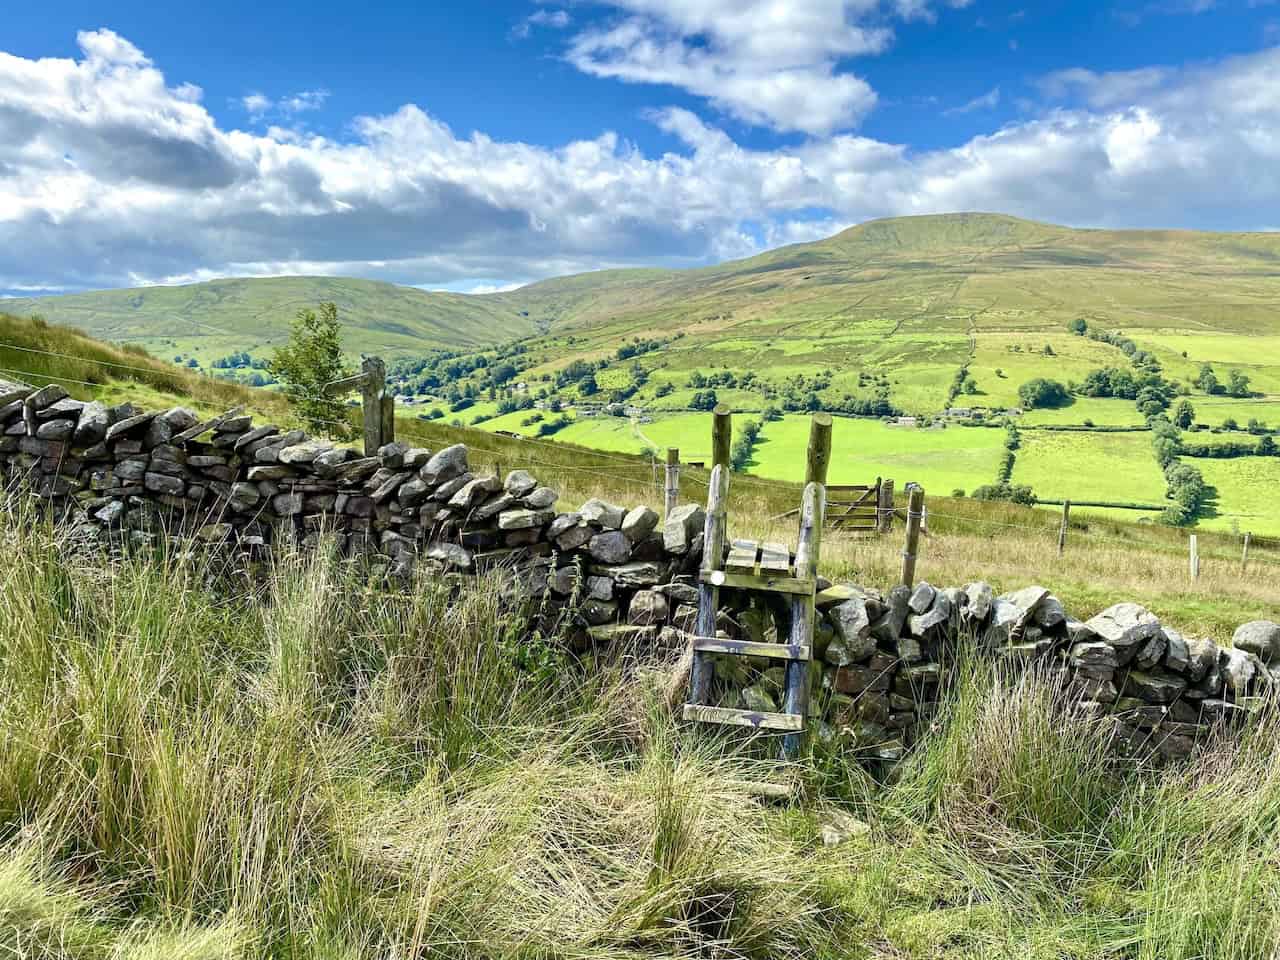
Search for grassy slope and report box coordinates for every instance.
[3,275,539,366]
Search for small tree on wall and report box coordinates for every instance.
[269,302,354,439]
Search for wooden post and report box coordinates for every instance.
[711,405,732,473]
[783,480,825,758]
[805,412,833,487]
[1058,500,1071,556]
[689,465,730,708]
[1242,532,1252,571]
[361,356,386,456]
[665,447,680,517]
[878,478,895,533]
[380,393,395,447]
[1189,534,1200,582]
[900,486,925,587]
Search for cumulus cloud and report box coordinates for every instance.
[0,30,1278,295]
[560,1,977,134]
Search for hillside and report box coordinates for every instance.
[2,275,540,368]
[7,213,1280,535]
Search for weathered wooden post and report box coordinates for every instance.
[1189,534,1200,582]
[665,447,680,517]
[783,480,824,757]
[689,465,730,707]
[805,412,833,486]
[362,356,387,456]
[1242,531,1252,572]
[877,478,895,533]
[1058,500,1071,556]
[901,485,925,587]
[322,356,390,454]
[712,405,732,473]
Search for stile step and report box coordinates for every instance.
[682,703,804,732]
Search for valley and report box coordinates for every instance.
[6,212,1280,533]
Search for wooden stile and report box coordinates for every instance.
[684,413,828,760]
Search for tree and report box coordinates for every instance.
[269,302,354,439]
[1017,378,1071,409]
[689,389,719,411]
[1261,435,1277,457]
[1195,363,1222,395]
[1173,399,1195,429]
[1068,318,1088,335]
[1228,369,1252,398]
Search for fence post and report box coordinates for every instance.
[1058,499,1071,555]
[1242,531,1252,571]
[1189,534,1200,582]
[712,405,732,473]
[901,486,925,587]
[380,393,395,447]
[665,447,680,517]
[878,478,895,533]
[361,356,386,456]
[805,412,833,487]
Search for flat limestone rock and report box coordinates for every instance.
[581,498,625,529]
[1085,603,1164,665]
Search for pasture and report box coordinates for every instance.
[1011,430,1169,505]
[1195,457,1280,536]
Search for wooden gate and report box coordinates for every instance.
[827,478,881,531]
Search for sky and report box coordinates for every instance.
[1,0,1278,296]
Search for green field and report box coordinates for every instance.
[1013,431,1169,505]
[1020,397,1149,426]
[1195,457,1280,536]
[752,416,1007,493]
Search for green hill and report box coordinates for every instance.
[2,275,541,369]
[7,213,1280,534]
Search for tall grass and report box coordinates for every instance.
[0,502,845,958]
[4,497,1280,958]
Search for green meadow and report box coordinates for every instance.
[1011,431,1169,505]
[1195,457,1280,536]
[752,416,1007,494]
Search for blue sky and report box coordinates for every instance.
[1,0,1278,295]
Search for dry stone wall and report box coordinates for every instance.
[2,380,1277,765]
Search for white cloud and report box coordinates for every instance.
[944,86,1001,115]
[0,30,1279,295]
[242,92,272,116]
[240,88,329,119]
[564,0,972,134]
[513,8,572,39]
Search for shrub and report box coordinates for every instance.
[971,482,1037,505]
[1017,378,1071,409]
